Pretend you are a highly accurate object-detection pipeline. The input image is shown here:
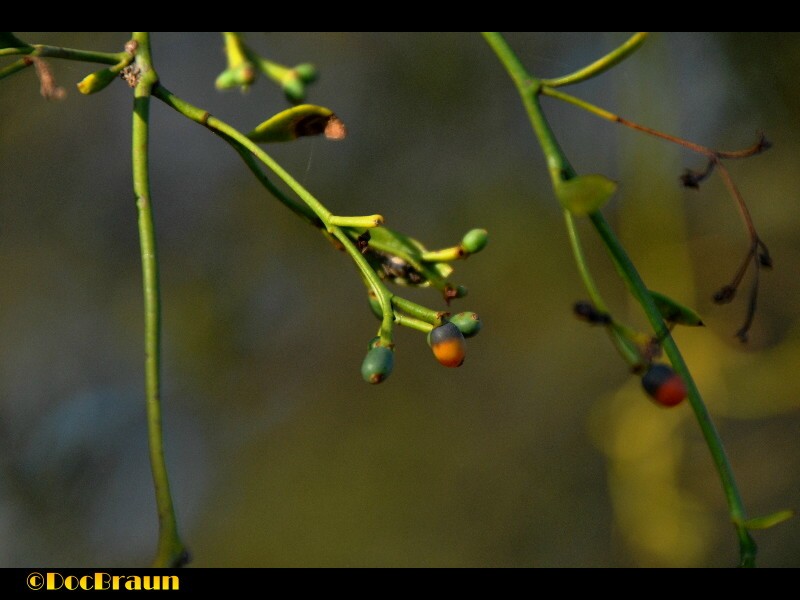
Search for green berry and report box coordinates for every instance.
[294,63,318,84]
[448,312,482,338]
[461,229,488,254]
[361,346,394,384]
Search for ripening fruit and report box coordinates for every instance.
[641,364,687,407]
[361,346,394,384]
[448,312,482,338]
[428,322,467,368]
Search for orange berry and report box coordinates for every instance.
[428,322,466,368]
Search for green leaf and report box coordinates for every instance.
[743,510,795,531]
[555,174,617,216]
[247,104,346,143]
[649,290,704,326]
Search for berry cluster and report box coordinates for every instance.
[357,228,488,384]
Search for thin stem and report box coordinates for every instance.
[150,84,397,342]
[151,85,333,226]
[330,227,395,342]
[227,139,322,228]
[485,31,757,567]
[543,83,769,341]
[391,296,446,326]
[0,43,125,65]
[131,32,186,569]
[485,35,575,189]
[564,211,643,369]
[564,211,606,312]
[394,312,435,333]
[590,214,756,565]
[541,32,649,88]
[542,86,770,160]
[0,56,33,80]
[715,161,759,242]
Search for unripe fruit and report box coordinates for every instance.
[77,67,120,95]
[428,322,467,368]
[448,312,482,338]
[461,229,488,254]
[294,63,318,84]
[641,364,687,407]
[361,346,394,384]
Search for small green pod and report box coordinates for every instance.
[294,63,318,84]
[77,67,120,95]
[448,312,482,338]
[556,174,617,216]
[215,62,256,90]
[461,229,488,254]
[361,346,394,384]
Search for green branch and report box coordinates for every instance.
[0,43,125,65]
[540,32,649,88]
[150,84,396,343]
[484,31,757,567]
[131,32,187,569]
[0,56,33,80]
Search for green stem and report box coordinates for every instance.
[590,214,755,565]
[563,210,643,369]
[485,31,756,567]
[227,140,322,228]
[151,85,333,225]
[540,32,649,88]
[0,43,125,64]
[131,32,186,569]
[0,56,33,80]
[391,296,446,326]
[150,84,396,342]
[394,313,434,333]
[563,211,606,311]
[483,34,572,188]
[249,54,291,83]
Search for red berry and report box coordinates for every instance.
[641,364,687,407]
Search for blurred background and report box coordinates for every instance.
[0,32,798,567]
